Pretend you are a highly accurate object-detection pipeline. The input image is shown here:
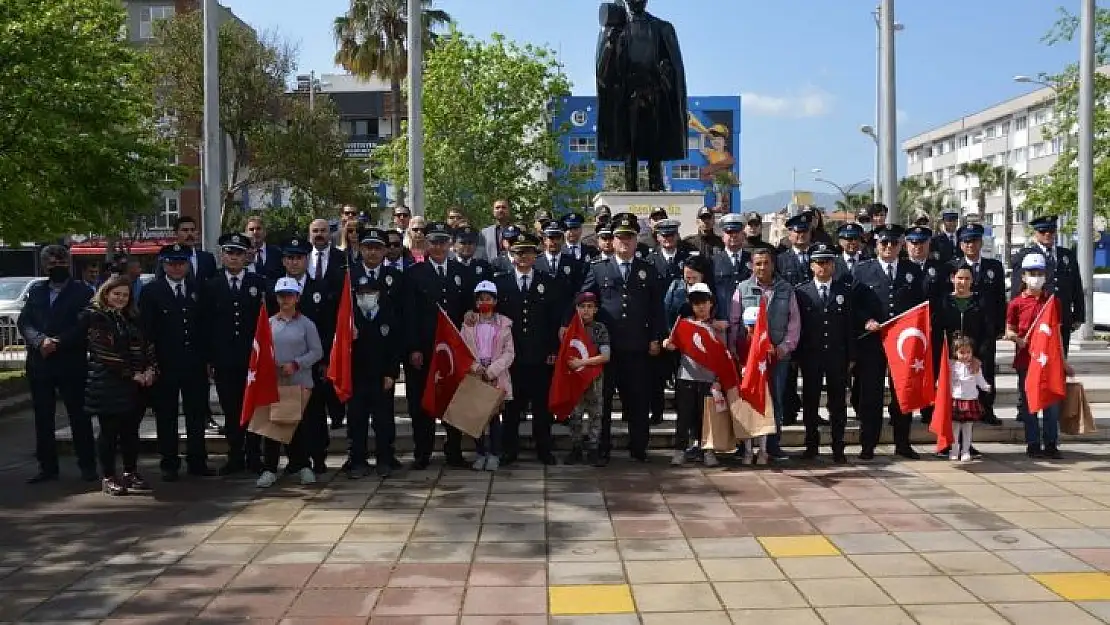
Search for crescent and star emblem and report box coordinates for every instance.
[569,339,590,371]
[896,328,927,372]
[433,342,455,384]
[692,332,707,353]
[1039,323,1052,336]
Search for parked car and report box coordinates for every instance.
[0,277,46,348]
[1094,274,1110,330]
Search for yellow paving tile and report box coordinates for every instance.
[549,584,636,615]
[758,536,841,558]
[1033,572,1110,601]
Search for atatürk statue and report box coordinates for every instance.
[596,0,688,192]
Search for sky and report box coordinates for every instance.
[222,0,1095,199]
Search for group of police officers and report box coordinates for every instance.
[23,200,1088,483]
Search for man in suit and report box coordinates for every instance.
[833,222,868,284]
[1010,214,1085,355]
[452,226,494,285]
[478,198,515,260]
[201,233,268,476]
[536,221,586,296]
[141,244,215,481]
[330,205,359,246]
[954,223,1006,425]
[19,245,96,483]
[579,213,666,464]
[392,205,413,233]
[245,215,283,280]
[351,227,404,311]
[306,217,348,432]
[646,218,690,424]
[562,212,601,262]
[494,232,562,464]
[930,207,962,264]
[796,243,854,463]
[156,216,217,282]
[711,213,752,318]
[852,225,925,460]
[581,205,612,249]
[402,222,472,469]
[776,214,814,286]
[384,229,416,272]
[905,226,951,305]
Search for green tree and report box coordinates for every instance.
[956,161,1001,221]
[0,0,184,243]
[334,0,451,202]
[373,29,579,225]
[997,166,1028,261]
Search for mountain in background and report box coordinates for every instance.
[740,191,841,214]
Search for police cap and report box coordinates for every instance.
[1029,214,1059,232]
[510,232,541,253]
[957,223,985,242]
[650,206,668,220]
[159,244,190,262]
[837,222,864,240]
[654,219,681,235]
[425,222,453,242]
[874,224,906,241]
[719,213,745,232]
[359,227,386,246]
[785,213,811,232]
[282,236,310,256]
[808,242,837,261]
[611,212,640,235]
[455,225,479,243]
[561,212,585,229]
[542,221,565,237]
[905,226,933,243]
[219,233,250,252]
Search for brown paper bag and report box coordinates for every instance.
[701,396,737,452]
[729,386,777,439]
[1062,382,1097,435]
[442,374,505,438]
[247,406,298,444]
[270,385,309,424]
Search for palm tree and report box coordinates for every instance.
[956,161,1001,221]
[997,165,1028,263]
[333,0,451,201]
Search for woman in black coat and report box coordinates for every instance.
[85,275,157,496]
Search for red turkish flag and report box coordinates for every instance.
[879,301,935,413]
[420,307,476,418]
[1025,295,1067,414]
[671,317,740,391]
[548,311,602,421]
[326,271,354,403]
[739,298,773,413]
[240,305,280,427]
[930,340,955,452]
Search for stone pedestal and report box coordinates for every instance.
[592,191,707,237]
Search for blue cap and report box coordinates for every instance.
[425,222,453,242]
[281,236,310,256]
[455,225,479,243]
[561,212,585,229]
[785,214,811,232]
[543,221,565,237]
[957,224,985,242]
[218,233,250,251]
[905,226,933,243]
[837,223,863,240]
[1030,214,1059,232]
[808,243,836,261]
[502,225,521,241]
[359,227,385,245]
[654,219,680,235]
[874,224,906,241]
[719,213,744,232]
[159,243,190,262]
[941,207,960,219]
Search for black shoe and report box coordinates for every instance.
[1044,444,1063,459]
[187,466,218,478]
[782,414,799,427]
[895,447,921,460]
[935,446,952,459]
[817,416,831,427]
[376,462,392,478]
[649,413,664,425]
[538,453,558,466]
[27,471,58,484]
[968,446,983,459]
[388,456,404,470]
[123,473,152,494]
[800,448,819,461]
[161,470,179,483]
[80,468,100,482]
[313,463,329,475]
[499,454,518,467]
[411,457,430,470]
[981,414,1002,426]
[206,417,221,430]
[593,452,610,467]
[445,456,470,469]
[921,414,932,425]
[218,462,246,477]
[102,476,128,496]
[565,446,583,465]
[859,449,875,461]
[832,451,848,464]
[631,451,650,463]
[1027,444,1043,458]
[330,421,346,430]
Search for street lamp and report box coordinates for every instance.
[201,0,221,254]
[791,167,821,209]
[871,7,903,211]
[814,176,871,210]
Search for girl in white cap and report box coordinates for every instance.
[460,280,515,471]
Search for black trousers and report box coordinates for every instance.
[407,360,463,461]
[856,355,912,452]
[30,366,95,474]
[347,379,395,466]
[214,366,260,469]
[96,410,143,478]
[801,364,848,452]
[648,353,672,420]
[301,371,334,468]
[978,338,998,417]
[674,379,710,450]
[600,362,617,455]
[607,350,651,456]
[151,366,210,473]
[502,363,554,458]
[784,361,801,420]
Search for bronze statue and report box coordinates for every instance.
[596,0,688,192]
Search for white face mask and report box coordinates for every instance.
[1025,276,1046,290]
[357,293,379,311]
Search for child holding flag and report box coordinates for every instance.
[947,336,992,462]
[460,281,515,472]
[563,292,611,466]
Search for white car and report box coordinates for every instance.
[1094,274,1110,330]
[0,276,46,348]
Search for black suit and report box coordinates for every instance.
[712,248,752,320]
[795,280,854,454]
[1011,244,1085,353]
[304,247,349,431]
[536,251,586,300]
[248,244,284,281]
[17,280,96,475]
[200,270,268,470]
[564,242,601,263]
[349,303,403,467]
[646,246,688,421]
[776,247,812,286]
[307,245,349,296]
[292,276,341,468]
[140,278,210,474]
[452,257,494,290]
[156,249,218,283]
[401,259,472,463]
[851,259,926,454]
[833,252,868,285]
[930,231,962,265]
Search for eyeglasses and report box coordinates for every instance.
[342,211,357,217]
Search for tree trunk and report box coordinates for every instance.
[1003,177,1013,266]
[391,76,404,206]
[978,192,986,221]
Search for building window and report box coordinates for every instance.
[1032,142,1046,158]
[1014,116,1028,130]
[971,132,983,145]
[569,137,597,153]
[671,164,701,180]
[139,5,175,40]
[908,151,918,164]
[985,155,996,166]
[946,165,955,179]
[164,154,178,183]
[569,163,593,178]
[985,125,996,138]
[958,135,969,148]
[154,194,180,231]
[1001,120,1011,135]
[1052,137,1063,154]
[946,139,955,153]
[1012,147,1025,162]
[688,136,700,151]
[960,190,969,201]
[1033,109,1050,125]
[1015,209,1026,224]
[603,163,623,177]
[924,146,933,158]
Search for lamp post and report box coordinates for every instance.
[201,0,221,253]
[878,0,900,224]
[814,177,871,211]
[407,0,424,217]
[791,167,822,211]
[871,8,903,211]
[860,124,879,202]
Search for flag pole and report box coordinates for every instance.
[857,300,930,339]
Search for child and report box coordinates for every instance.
[735,306,769,465]
[565,292,611,466]
[948,335,991,462]
[460,281,515,471]
[662,283,725,467]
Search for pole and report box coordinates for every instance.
[407,0,424,217]
[309,69,316,111]
[1077,0,1096,342]
[791,167,797,209]
[201,0,222,253]
[873,6,882,203]
[880,0,898,224]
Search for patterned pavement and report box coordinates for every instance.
[4,444,1110,624]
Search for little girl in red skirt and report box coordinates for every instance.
[950,336,992,462]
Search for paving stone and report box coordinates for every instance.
[953,573,1062,602]
[921,551,1020,575]
[617,539,694,560]
[991,601,1105,625]
[874,575,979,604]
[547,562,626,585]
[688,537,764,559]
[399,541,475,563]
[849,553,940,577]
[199,589,299,619]
[624,559,706,583]
[727,608,824,625]
[479,523,546,543]
[699,557,783,582]
[1070,548,1110,570]
[794,577,894,607]
[229,563,319,589]
[996,548,1095,573]
[252,544,332,565]
[1033,528,1110,549]
[713,580,807,609]
[641,612,732,625]
[24,590,136,621]
[548,584,635,615]
[903,603,1011,625]
[816,606,917,625]
[327,541,404,563]
[961,528,1053,550]
[631,582,721,612]
[462,586,547,615]
[1032,572,1110,601]
[373,587,464,616]
[468,562,546,587]
[548,540,621,562]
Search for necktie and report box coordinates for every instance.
[437,264,445,278]
[315,251,324,281]
[732,252,741,272]
[620,262,630,281]
[887,264,895,282]
[1045,247,1056,270]
[550,255,558,273]
[972,263,979,279]
[820,284,828,304]
[230,276,239,295]
[571,245,579,259]
[175,283,185,304]
[521,275,529,292]
[371,269,378,281]
[848,257,855,271]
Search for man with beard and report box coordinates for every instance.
[157,216,217,282]
[305,218,348,433]
[479,198,514,260]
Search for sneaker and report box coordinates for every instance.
[960,452,973,462]
[298,467,317,485]
[484,456,499,472]
[703,450,719,467]
[472,455,488,471]
[102,476,127,496]
[670,450,686,466]
[122,473,152,494]
[256,470,278,488]
[949,451,960,461]
[742,450,755,466]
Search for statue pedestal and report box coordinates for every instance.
[592,191,707,238]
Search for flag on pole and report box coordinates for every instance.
[549,311,602,421]
[421,307,476,418]
[739,298,773,413]
[670,317,739,391]
[1024,295,1067,414]
[240,305,279,427]
[326,271,354,403]
[930,340,955,452]
[879,301,935,413]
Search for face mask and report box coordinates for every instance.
[478,302,495,315]
[1025,276,1046,290]
[357,293,378,310]
[861,223,874,233]
[47,266,70,283]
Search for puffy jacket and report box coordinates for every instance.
[84,307,156,416]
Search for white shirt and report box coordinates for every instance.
[813,278,832,294]
[187,251,198,275]
[964,255,981,273]
[842,252,859,264]
[951,361,991,400]
[308,246,332,277]
[661,248,676,263]
[165,276,185,296]
[880,259,898,279]
[514,269,534,291]
[226,270,245,289]
[547,253,560,269]
[567,244,581,259]
[1038,243,1056,263]
[361,263,381,280]
[429,260,448,276]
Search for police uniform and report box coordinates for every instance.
[833,222,870,285]
[490,225,522,274]
[856,207,877,257]
[682,207,725,257]
[851,225,925,460]
[951,224,1005,422]
[711,213,752,319]
[646,219,689,424]
[930,207,963,264]
[201,233,268,475]
[579,213,666,462]
[776,214,815,286]
[905,226,952,304]
[401,223,472,468]
[493,233,562,464]
[1010,215,1085,353]
[648,219,692,283]
[350,227,404,310]
[795,244,854,462]
[561,212,602,262]
[536,222,587,296]
[581,206,611,250]
[140,244,213,480]
[347,274,403,478]
[451,226,495,285]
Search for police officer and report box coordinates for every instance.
[646,218,688,425]
[905,226,951,304]
[452,225,494,285]
[640,207,667,250]
[856,207,876,256]
[683,206,725,257]
[536,220,586,295]
[202,233,268,475]
[579,213,666,463]
[581,205,611,250]
[595,222,616,261]
[141,244,214,481]
[931,207,962,264]
[562,212,601,262]
[402,222,471,469]
[351,226,404,309]
[490,225,522,274]
[493,232,562,464]
[1010,214,1085,353]
[776,214,814,286]
[951,223,1006,424]
[795,243,854,463]
[743,211,764,247]
[712,213,752,319]
[852,224,924,460]
[833,222,868,284]
[346,274,403,478]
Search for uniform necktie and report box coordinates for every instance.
[315,251,324,281]
[847,257,855,271]
[620,262,630,281]
[550,255,558,273]
[230,276,239,295]
[820,284,828,305]
[520,275,529,292]
[437,264,445,278]
[887,263,895,282]
[571,245,579,259]
[732,252,741,273]
[175,283,185,304]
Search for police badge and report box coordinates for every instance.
[987,269,995,279]
[638,269,647,280]
[932,251,940,260]
[906,273,914,283]
[476,266,483,275]
[380,324,390,336]
[385,275,393,286]
[928,267,936,277]
[191,292,198,301]
[1062,255,1070,266]
[836,294,844,305]
[313,292,322,303]
[563,265,572,275]
[537,283,545,294]
[249,286,258,297]
[454,275,462,286]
